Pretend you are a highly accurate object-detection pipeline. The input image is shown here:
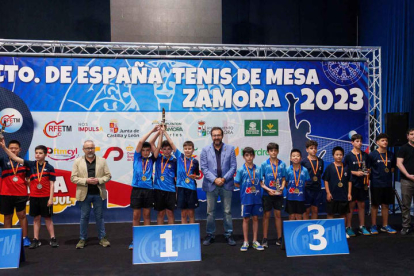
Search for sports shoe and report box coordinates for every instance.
[346,227,356,237]
[23,237,31,247]
[252,241,264,251]
[76,239,86,249]
[225,235,236,246]
[276,237,282,246]
[203,235,215,246]
[358,226,371,236]
[29,239,41,249]
[370,225,379,235]
[129,241,133,250]
[346,232,350,239]
[240,241,249,251]
[261,238,268,248]
[99,236,111,247]
[381,225,397,234]
[401,228,411,235]
[50,237,59,248]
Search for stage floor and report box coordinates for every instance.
[1,215,414,276]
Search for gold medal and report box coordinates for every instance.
[184,156,194,183]
[378,150,389,173]
[270,159,279,188]
[141,158,149,182]
[334,163,344,188]
[160,155,170,181]
[160,176,165,181]
[384,167,389,173]
[293,166,301,193]
[185,178,190,184]
[308,157,319,183]
[338,182,343,188]
[245,163,257,190]
[142,176,147,181]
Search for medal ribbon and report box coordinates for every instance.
[161,155,170,175]
[293,167,301,187]
[184,157,193,177]
[36,161,46,183]
[142,158,149,176]
[9,158,19,176]
[245,164,256,185]
[377,150,388,168]
[270,160,279,182]
[334,164,344,182]
[308,156,319,178]
[353,151,362,169]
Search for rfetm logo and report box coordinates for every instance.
[0,108,23,133]
[43,120,72,138]
[103,147,124,161]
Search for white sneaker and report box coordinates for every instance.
[346,232,350,239]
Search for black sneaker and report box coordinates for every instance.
[50,237,59,248]
[276,237,282,246]
[202,235,215,246]
[29,239,41,249]
[262,238,268,248]
[401,228,411,235]
[226,235,236,246]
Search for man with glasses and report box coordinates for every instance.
[71,140,112,249]
[200,127,237,246]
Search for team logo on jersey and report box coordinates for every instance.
[0,108,23,133]
[43,120,72,138]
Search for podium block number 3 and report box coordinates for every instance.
[160,230,178,257]
[308,225,327,251]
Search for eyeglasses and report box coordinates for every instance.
[84,147,95,151]
[212,135,222,138]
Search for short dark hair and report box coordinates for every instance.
[407,128,414,135]
[351,133,363,142]
[242,147,255,157]
[332,146,344,156]
[210,127,223,137]
[376,133,389,142]
[290,148,301,157]
[161,140,171,148]
[305,140,318,148]
[8,140,21,148]
[267,142,279,151]
[142,142,151,149]
[183,141,194,149]
[35,145,48,154]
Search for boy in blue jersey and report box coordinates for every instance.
[301,140,324,220]
[152,129,177,225]
[235,147,264,251]
[163,131,200,224]
[323,147,352,229]
[129,125,161,249]
[260,143,286,247]
[285,149,310,220]
[344,133,370,236]
[368,133,397,234]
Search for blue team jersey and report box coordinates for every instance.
[235,164,262,205]
[344,151,369,188]
[323,163,351,201]
[285,165,310,201]
[175,149,200,190]
[154,155,177,192]
[132,152,156,189]
[368,150,396,188]
[301,157,324,190]
[260,159,287,197]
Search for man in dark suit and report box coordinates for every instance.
[200,127,237,246]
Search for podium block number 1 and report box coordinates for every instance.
[160,230,178,257]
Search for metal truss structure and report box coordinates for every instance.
[0,39,381,148]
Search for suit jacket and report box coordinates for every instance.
[70,155,111,201]
[200,143,237,192]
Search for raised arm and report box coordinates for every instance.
[0,139,24,164]
[136,125,160,153]
[151,128,162,158]
[163,128,177,152]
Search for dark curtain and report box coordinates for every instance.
[359,0,414,129]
